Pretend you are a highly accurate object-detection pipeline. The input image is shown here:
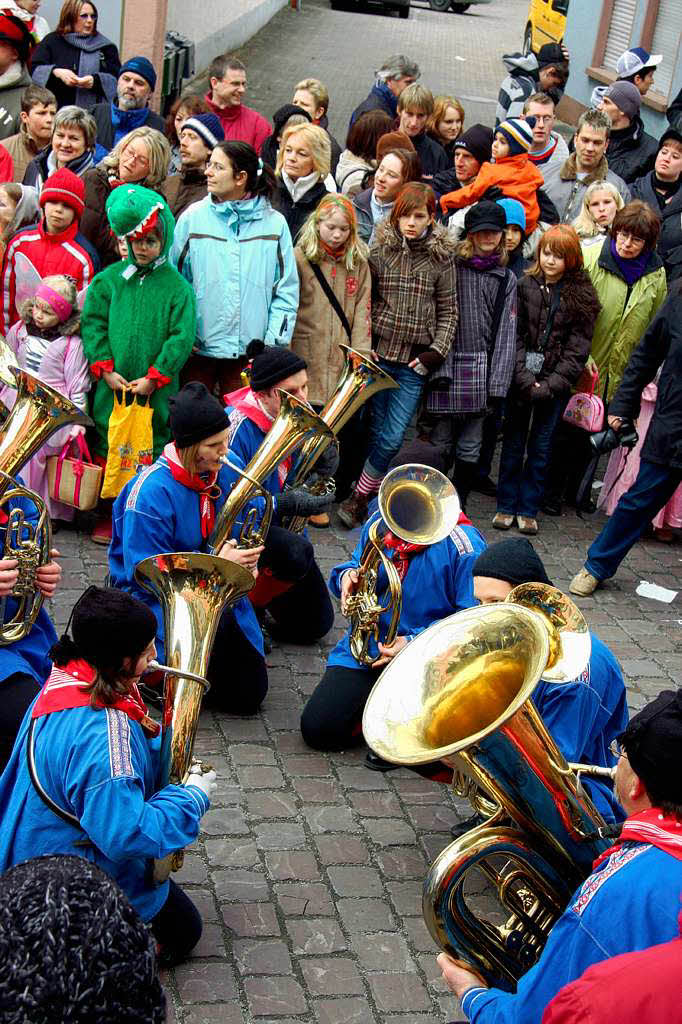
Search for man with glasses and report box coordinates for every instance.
[522,92,568,196]
[467,538,627,826]
[204,54,270,155]
[90,57,164,155]
[439,688,682,1024]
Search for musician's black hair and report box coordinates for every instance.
[50,587,157,705]
[0,855,166,1023]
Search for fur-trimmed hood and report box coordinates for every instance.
[372,219,459,263]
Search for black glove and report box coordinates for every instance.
[277,486,335,518]
[312,440,340,479]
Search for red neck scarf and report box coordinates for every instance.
[223,388,293,486]
[383,511,472,581]
[162,442,220,539]
[593,808,682,870]
[32,659,160,737]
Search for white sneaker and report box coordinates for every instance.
[569,568,600,596]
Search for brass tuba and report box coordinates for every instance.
[281,346,398,533]
[208,390,335,552]
[0,368,92,644]
[135,551,255,882]
[362,593,611,989]
[345,463,461,665]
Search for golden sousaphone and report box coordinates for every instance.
[345,463,461,664]
[362,587,614,989]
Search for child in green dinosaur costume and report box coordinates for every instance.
[81,185,197,477]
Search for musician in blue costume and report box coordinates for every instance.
[0,587,216,966]
[300,466,486,754]
[0,482,62,770]
[469,538,628,825]
[439,689,682,1024]
[109,381,268,714]
[225,340,335,643]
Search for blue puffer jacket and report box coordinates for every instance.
[170,194,299,359]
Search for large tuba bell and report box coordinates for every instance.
[135,551,255,882]
[209,390,335,552]
[281,345,398,533]
[362,595,611,989]
[345,463,460,665]
[0,367,92,644]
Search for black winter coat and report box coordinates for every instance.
[273,177,329,243]
[604,117,658,184]
[630,173,682,284]
[411,132,449,178]
[350,86,394,128]
[513,270,601,401]
[610,290,682,470]
[30,31,120,110]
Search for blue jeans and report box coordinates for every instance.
[366,358,424,476]
[497,396,563,517]
[586,459,682,581]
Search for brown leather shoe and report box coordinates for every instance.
[308,512,330,528]
[337,491,369,529]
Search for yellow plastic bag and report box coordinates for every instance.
[101,391,154,500]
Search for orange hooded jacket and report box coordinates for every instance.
[440,153,545,234]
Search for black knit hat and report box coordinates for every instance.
[464,200,506,235]
[537,42,566,70]
[454,123,494,166]
[619,689,682,804]
[247,339,307,392]
[472,538,553,586]
[169,381,228,448]
[67,586,156,661]
[0,855,166,1023]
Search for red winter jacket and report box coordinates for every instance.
[204,93,271,155]
[542,935,682,1024]
[1,218,99,333]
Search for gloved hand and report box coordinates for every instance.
[277,486,335,519]
[185,763,217,803]
[312,440,340,479]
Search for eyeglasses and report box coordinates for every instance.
[609,740,625,760]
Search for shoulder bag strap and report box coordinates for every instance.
[309,260,353,342]
[537,280,564,351]
[27,717,90,845]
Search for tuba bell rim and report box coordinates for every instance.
[378,463,461,548]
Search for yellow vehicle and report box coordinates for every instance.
[523,0,569,55]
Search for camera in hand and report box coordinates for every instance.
[589,421,638,456]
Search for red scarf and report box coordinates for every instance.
[383,510,473,580]
[162,442,220,539]
[223,387,293,486]
[32,659,160,737]
[593,808,682,870]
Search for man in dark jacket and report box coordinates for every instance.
[162,113,224,220]
[432,124,493,200]
[90,57,164,155]
[570,292,682,596]
[631,128,682,283]
[495,43,569,126]
[349,54,420,129]
[598,81,658,184]
[396,84,448,179]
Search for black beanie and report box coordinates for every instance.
[472,538,552,586]
[454,123,494,166]
[67,587,157,663]
[169,381,227,448]
[246,339,307,392]
[619,689,682,805]
[0,855,166,1023]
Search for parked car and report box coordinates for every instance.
[427,0,492,10]
[524,0,569,54]
[331,0,410,17]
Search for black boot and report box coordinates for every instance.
[453,459,478,511]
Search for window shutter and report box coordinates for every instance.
[649,0,682,97]
[603,0,637,69]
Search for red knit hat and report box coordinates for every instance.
[39,169,86,219]
[0,14,33,64]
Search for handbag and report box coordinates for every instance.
[101,391,154,500]
[46,434,103,511]
[562,367,605,433]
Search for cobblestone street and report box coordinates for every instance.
[45,0,682,1020]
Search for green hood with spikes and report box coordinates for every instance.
[105,184,176,270]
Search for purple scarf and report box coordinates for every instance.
[465,252,500,271]
[610,237,650,287]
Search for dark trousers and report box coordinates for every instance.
[0,672,40,772]
[300,663,380,751]
[259,525,334,643]
[497,396,563,517]
[206,608,268,715]
[151,879,203,965]
[586,459,682,582]
[545,414,596,507]
[476,400,505,481]
[181,353,248,401]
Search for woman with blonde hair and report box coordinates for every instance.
[572,179,624,242]
[427,95,465,160]
[273,122,333,241]
[80,126,171,266]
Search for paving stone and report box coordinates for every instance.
[362,818,417,846]
[230,743,277,764]
[265,850,321,880]
[351,932,417,973]
[299,957,365,996]
[314,998,377,1024]
[305,805,357,833]
[200,807,249,836]
[233,939,293,975]
[244,975,308,1016]
[327,865,384,897]
[204,838,260,868]
[281,753,332,776]
[367,973,432,1012]
[183,1008,244,1024]
[387,880,424,916]
[237,765,286,789]
[375,847,429,879]
[174,853,209,885]
[174,962,238,1002]
[335,766,390,790]
[349,791,403,817]
[404,917,440,953]
[191,922,227,958]
[254,822,307,849]
[221,903,280,937]
[407,805,459,832]
[294,777,345,803]
[247,790,299,817]
[275,880,335,915]
[336,898,397,933]
[187,889,219,923]
[287,918,348,954]
[213,868,270,902]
